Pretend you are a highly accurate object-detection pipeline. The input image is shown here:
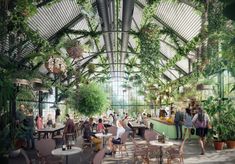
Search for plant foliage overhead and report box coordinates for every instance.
[71,83,109,116]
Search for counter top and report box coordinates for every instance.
[150,117,175,125]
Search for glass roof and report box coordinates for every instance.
[7,0,203,84]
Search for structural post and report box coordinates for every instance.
[38,90,43,116]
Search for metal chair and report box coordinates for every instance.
[113,131,129,156]
[166,140,185,164]
[107,126,117,136]
[144,130,161,160]
[92,148,105,164]
[131,137,149,164]
[35,138,62,164]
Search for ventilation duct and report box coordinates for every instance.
[120,0,134,75]
[96,0,114,71]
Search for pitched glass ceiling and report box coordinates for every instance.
[26,0,202,83]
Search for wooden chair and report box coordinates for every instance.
[113,131,129,156]
[166,140,185,164]
[144,130,161,160]
[131,137,149,164]
[107,126,117,136]
[92,148,105,164]
[35,138,62,164]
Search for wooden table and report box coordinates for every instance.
[128,122,147,138]
[149,140,173,164]
[37,125,65,139]
[52,146,82,164]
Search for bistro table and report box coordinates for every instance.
[37,125,65,139]
[95,133,112,148]
[51,146,82,164]
[149,140,173,164]
[128,122,147,138]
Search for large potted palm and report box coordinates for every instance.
[219,99,235,149]
[203,97,226,150]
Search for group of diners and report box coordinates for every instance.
[82,117,126,154]
[81,111,151,154]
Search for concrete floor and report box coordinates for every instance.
[8,136,235,164]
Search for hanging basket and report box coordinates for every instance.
[45,62,62,74]
[14,78,30,86]
[31,78,42,84]
[66,44,83,59]
[196,84,213,90]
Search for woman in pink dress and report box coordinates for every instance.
[36,114,43,129]
[96,118,105,133]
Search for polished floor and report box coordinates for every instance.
[9,136,235,164]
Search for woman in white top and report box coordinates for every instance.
[108,119,125,152]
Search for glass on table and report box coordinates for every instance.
[156,135,159,141]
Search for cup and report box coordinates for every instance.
[62,145,66,151]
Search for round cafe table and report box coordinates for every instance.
[95,133,112,148]
[51,146,82,164]
[149,141,173,164]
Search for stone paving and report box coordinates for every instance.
[9,136,235,164]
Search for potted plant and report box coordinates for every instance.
[219,99,235,149]
[64,39,83,59]
[203,97,225,150]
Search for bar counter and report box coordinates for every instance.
[150,117,198,139]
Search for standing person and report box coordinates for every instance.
[192,107,210,155]
[36,114,43,130]
[16,104,26,126]
[108,114,114,126]
[183,108,193,142]
[24,108,35,149]
[174,108,183,140]
[55,108,60,123]
[96,118,105,133]
[63,114,75,144]
[63,114,75,136]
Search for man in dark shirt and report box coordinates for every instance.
[64,114,75,134]
[63,114,75,146]
[174,109,183,140]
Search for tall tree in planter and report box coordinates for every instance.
[71,83,109,116]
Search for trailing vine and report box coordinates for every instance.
[137,23,161,81]
[141,0,160,27]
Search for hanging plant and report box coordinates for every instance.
[64,39,83,59]
[87,63,96,74]
[138,23,161,79]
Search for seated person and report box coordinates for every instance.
[108,119,125,152]
[83,118,102,152]
[46,114,53,127]
[96,118,105,133]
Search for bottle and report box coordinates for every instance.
[162,132,165,143]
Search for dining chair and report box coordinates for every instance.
[131,137,149,164]
[144,130,161,160]
[113,131,129,157]
[35,138,62,164]
[92,148,105,164]
[107,126,117,136]
[166,140,185,164]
